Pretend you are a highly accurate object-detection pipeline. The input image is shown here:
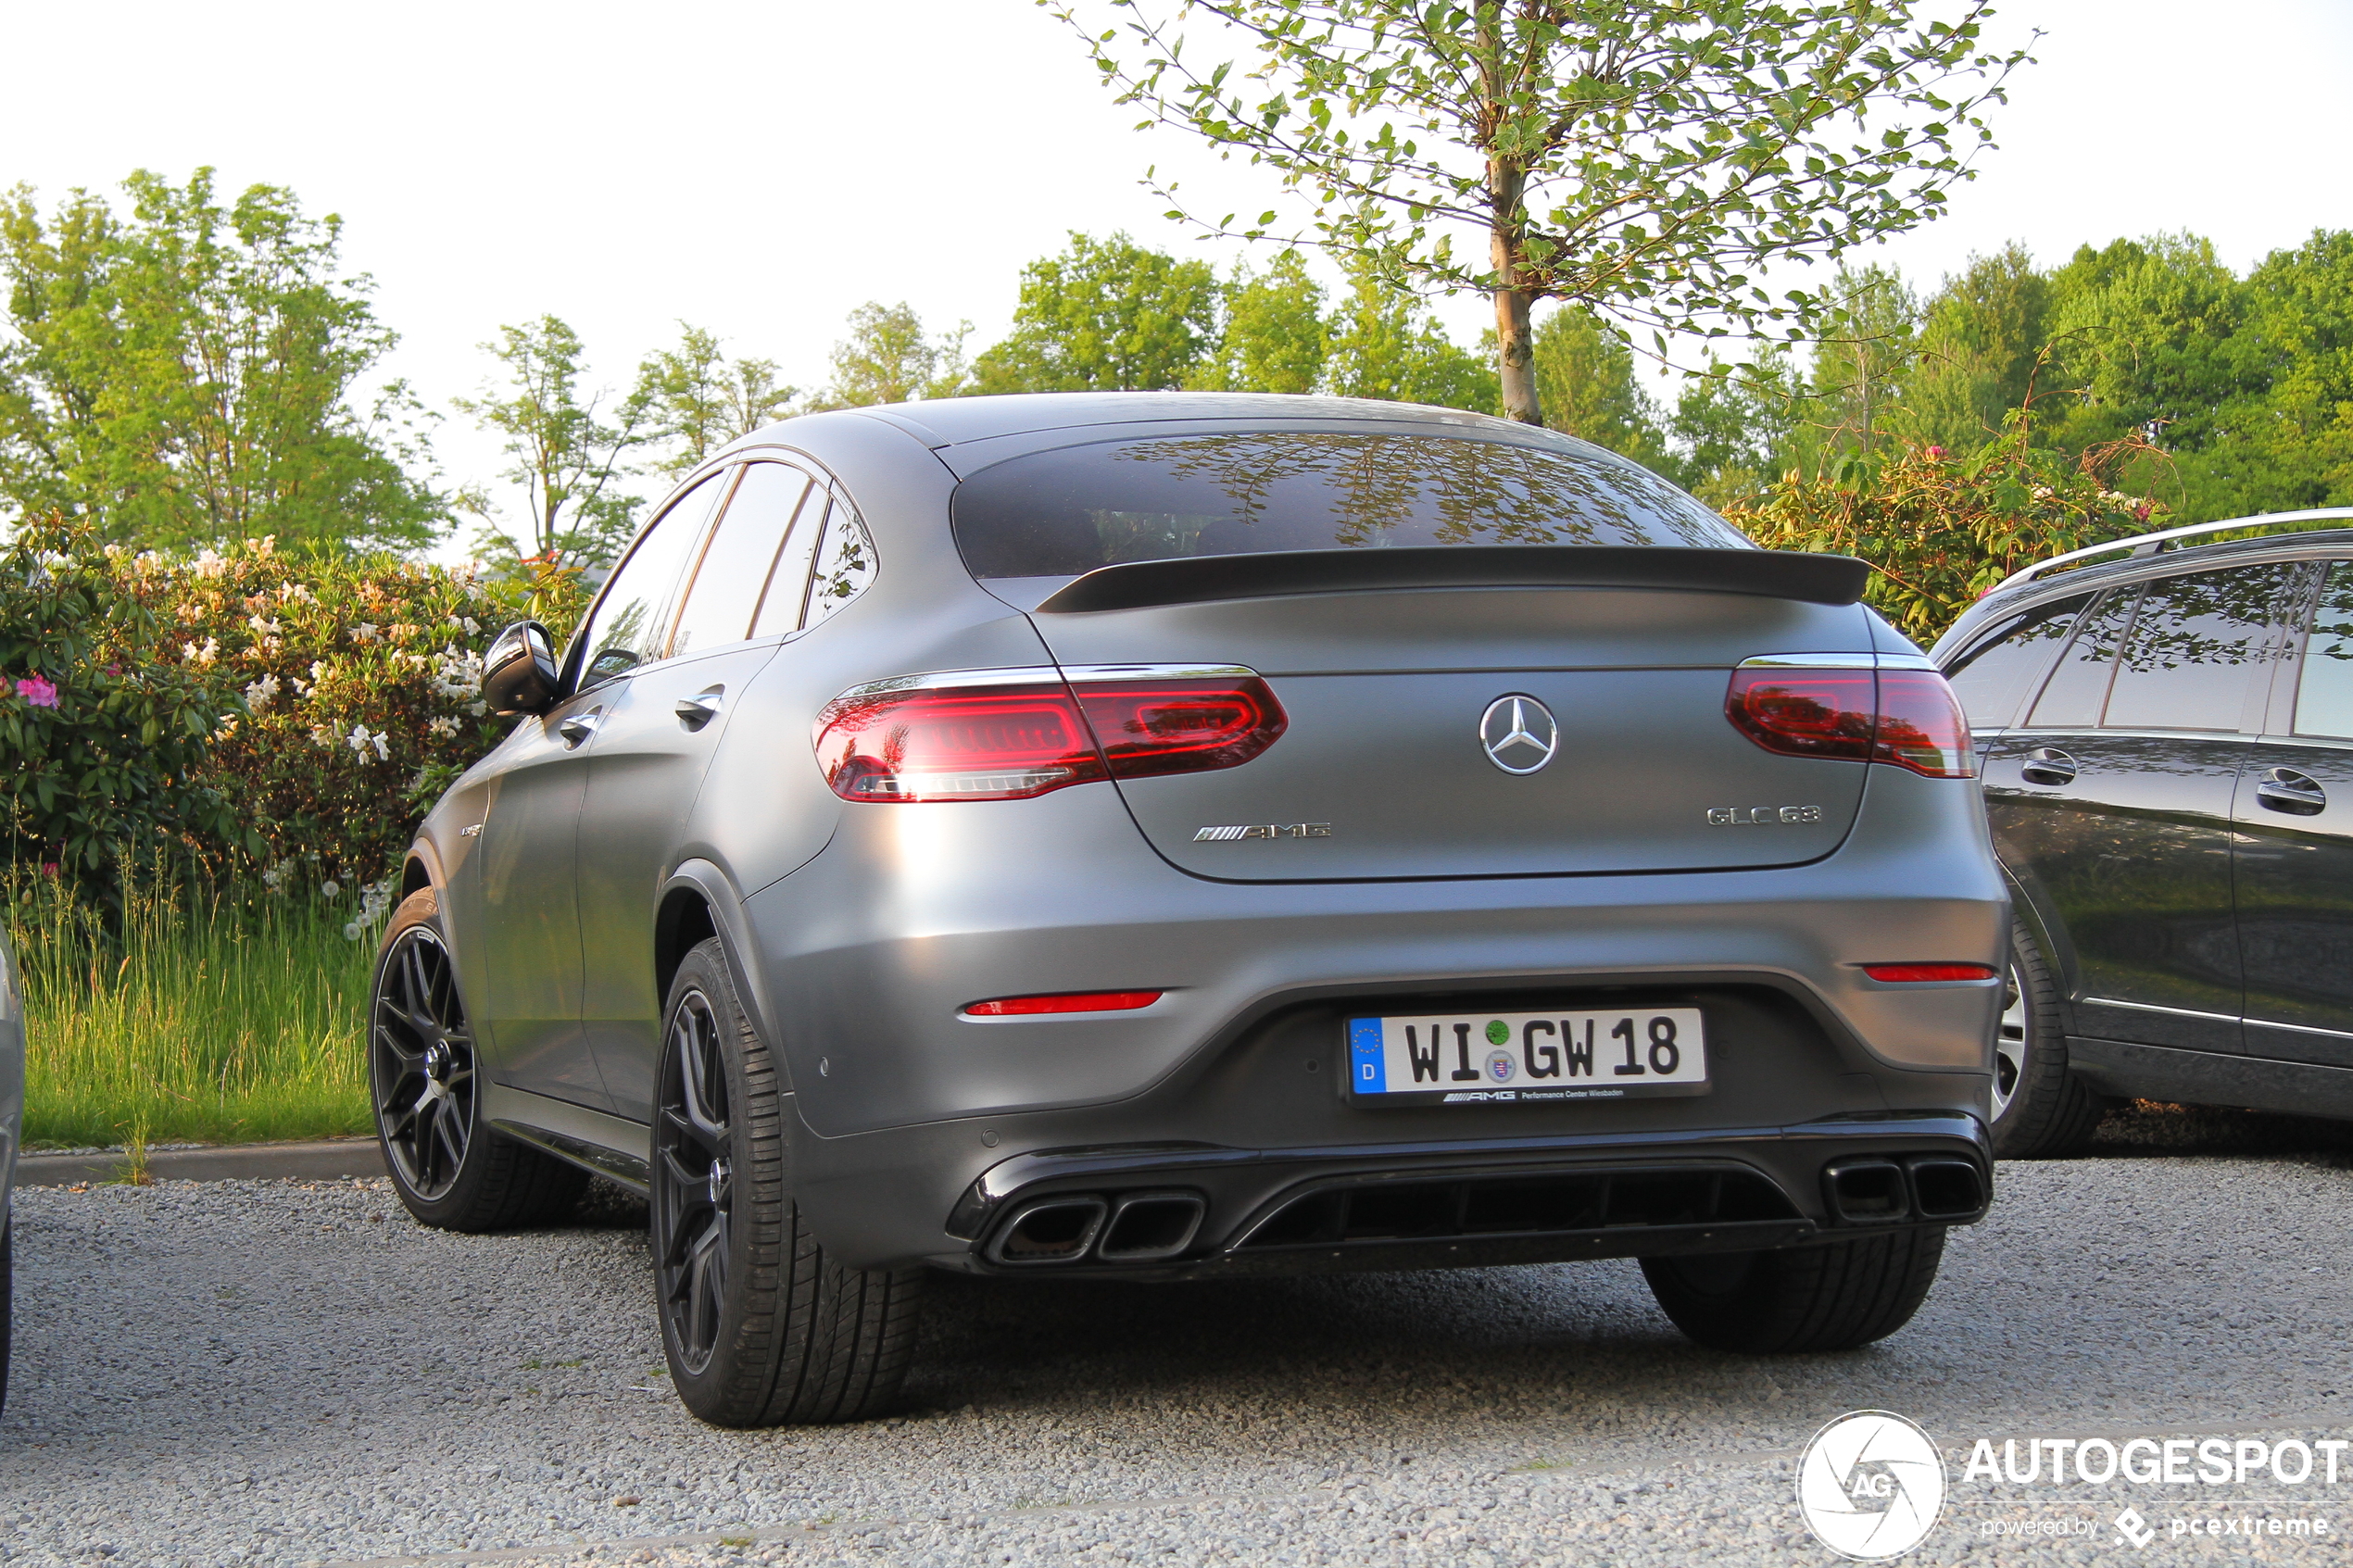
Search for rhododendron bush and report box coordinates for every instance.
[0,518,588,904]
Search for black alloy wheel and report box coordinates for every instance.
[655,988,736,1375]
[369,888,586,1231]
[372,921,476,1200]
[649,937,925,1426]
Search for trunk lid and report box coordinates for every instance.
[1032,584,1877,881]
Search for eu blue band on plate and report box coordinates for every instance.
[1348,1017,1385,1093]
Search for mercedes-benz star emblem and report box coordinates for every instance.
[1478,694,1559,775]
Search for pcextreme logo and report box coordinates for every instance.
[1796,1411,1947,1561]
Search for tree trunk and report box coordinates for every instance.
[1488,160,1541,426]
[1492,279,1539,425]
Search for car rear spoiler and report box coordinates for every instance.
[1033,546,1869,614]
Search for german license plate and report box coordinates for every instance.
[1346,1008,1708,1103]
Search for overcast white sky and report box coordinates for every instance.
[5,0,2349,551]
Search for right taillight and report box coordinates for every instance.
[814,668,1287,802]
[1727,666,1973,779]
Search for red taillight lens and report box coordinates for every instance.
[1072,678,1287,778]
[814,684,1105,801]
[1862,963,1998,983]
[814,672,1288,802]
[1726,668,1973,779]
[963,990,1164,1016]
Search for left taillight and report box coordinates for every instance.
[814,669,1287,803]
[1726,664,1973,779]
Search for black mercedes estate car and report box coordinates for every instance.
[1933,509,2353,1156]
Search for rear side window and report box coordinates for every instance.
[2296,561,2353,737]
[950,431,1748,579]
[671,461,813,657]
[1944,594,2090,729]
[2027,566,2296,732]
[2103,565,2296,731]
[803,502,877,628]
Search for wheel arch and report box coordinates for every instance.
[657,861,788,1093]
[1997,859,2081,1032]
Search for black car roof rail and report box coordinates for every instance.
[1989,507,2353,597]
[1033,546,1869,614]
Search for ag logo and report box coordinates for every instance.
[1796,1411,1945,1561]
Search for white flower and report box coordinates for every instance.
[466,700,486,717]
[346,723,374,758]
[372,731,391,761]
[259,858,293,893]
[183,636,220,666]
[348,623,380,645]
[243,672,282,710]
[321,880,342,898]
[461,616,480,635]
[431,643,484,701]
[194,548,227,580]
[309,724,334,748]
[245,614,281,637]
[277,582,315,604]
[310,660,329,682]
[342,922,361,941]
[427,715,459,736]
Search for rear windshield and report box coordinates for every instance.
[950,431,1749,579]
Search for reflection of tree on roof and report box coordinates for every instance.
[1106,433,1737,551]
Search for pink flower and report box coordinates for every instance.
[1924,445,1945,459]
[40,861,58,877]
[15,675,58,708]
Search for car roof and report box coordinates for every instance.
[838,391,1541,450]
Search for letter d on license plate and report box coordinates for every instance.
[1345,1008,1708,1104]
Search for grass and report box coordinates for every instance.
[11,867,376,1148]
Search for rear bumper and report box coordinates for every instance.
[927,1115,1987,1281]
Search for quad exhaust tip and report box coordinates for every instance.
[985,1190,1206,1266]
[1822,1156,1988,1226]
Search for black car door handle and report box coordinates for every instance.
[2019,747,2078,786]
[2255,768,2328,816]
[557,708,602,749]
[674,687,725,731]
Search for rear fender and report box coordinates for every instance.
[660,859,788,1095]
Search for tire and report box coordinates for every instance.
[0,1223,12,1416]
[1642,1227,1946,1353]
[1989,917,2104,1160]
[370,888,586,1232]
[650,937,925,1427]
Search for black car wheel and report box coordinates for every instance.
[1642,1226,1945,1353]
[371,888,586,1230]
[1987,918,2104,1160]
[651,937,925,1426]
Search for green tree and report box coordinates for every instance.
[1326,261,1498,411]
[972,232,1218,393]
[634,322,799,478]
[1055,0,2027,426]
[455,316,648,568]
[1186,250,1328,393]
[824,301,973,407]
[1797,264,1921,470]
[1530,306,1668,464]
[0,169,444,553]
[1665,347,1804,506]
[1896,243,2051,452]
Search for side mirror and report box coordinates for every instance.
[483,621,562,717]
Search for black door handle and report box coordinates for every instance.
[2255,767,2327,816]
[2019,747,2078,787]
[674,686,724,731]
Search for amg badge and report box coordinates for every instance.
[1707,805,1824,825]
[1194,822,1332,842]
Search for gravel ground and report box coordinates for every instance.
[4,1105,2352,1567]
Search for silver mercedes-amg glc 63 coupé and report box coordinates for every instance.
[371,394,2007,1426]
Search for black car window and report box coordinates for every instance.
[803,497,876,628]
[2101,564,2296,732]
[749,483,827,639]
[1944,594,2092,730]
[2295,561,2353,737]
[575,472,726,691]
[950,431,1748,579]
[670,462,812,657]
[2026,588,2136,729]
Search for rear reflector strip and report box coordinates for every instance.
[963,990,1164,1017]
[1862,963,1998,983]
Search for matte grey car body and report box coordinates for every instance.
[383,393,2008,1421]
